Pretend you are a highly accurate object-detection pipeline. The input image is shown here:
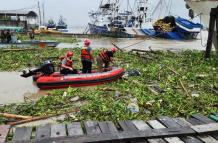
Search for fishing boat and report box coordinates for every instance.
[88,0,202,39]
[141,16,202,40]
[88,0,134,38]
[128,0,203,40]
[56,16,68,32]
[21,61,125,89]
[47,19,56,30]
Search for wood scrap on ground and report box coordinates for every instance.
[0,113,33,120]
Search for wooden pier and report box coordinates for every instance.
[0,113,218,143]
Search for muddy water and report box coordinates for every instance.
[57,31,209,51]
[0,72,39,104]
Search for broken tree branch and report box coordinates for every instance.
[0,113,33,120]
[179,79,189,96]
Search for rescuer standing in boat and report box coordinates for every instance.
[60,51,78,74]
[96,47,118,72]
[81,39,94,73]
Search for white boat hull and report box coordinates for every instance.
[186,0,218,28]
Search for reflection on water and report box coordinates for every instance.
[0,72,39,104]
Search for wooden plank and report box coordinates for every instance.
[67,122,84,136]
[119,120,138,132]
[98,121,119,143]
[0,125,10,143]
[12,127,32,141]
[158,117,203,143]
[147,120,184,143]
[173,118,203,143]
[132,120,166,143]
[32,126,197,143]
[119,120,143,143]
[84,121,101,135]
[159,117,203,143]
[98,121,118,134]
[191,114,218,140]
[132,120,150,131]
[35,124,51,140]
[196,135,218,143]
[191,114,216,124]
[173,118,192,127]
[186,118,218,143]
[187,118,204,125]
[50,124,67,138]
[158,117,181,128]
[191,123,218,133]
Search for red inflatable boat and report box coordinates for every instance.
[35,67,125,89]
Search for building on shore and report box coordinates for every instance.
[0,10,38,32]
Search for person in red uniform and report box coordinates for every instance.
[81,39,94,73]
[60,51,78,74]
[96,47,118,72]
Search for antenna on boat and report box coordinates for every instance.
[127,0,129,12]
[42,2,45,26]
[38,1,42,26]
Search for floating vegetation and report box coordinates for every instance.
[18,34,79,43]
[0,48,217,124]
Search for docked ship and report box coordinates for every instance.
[88,0,133,38]
[56,15,68,32]
[185,0,218,54]
[47,19,56,30]
[88,0,203,40]
[185,0,218,28]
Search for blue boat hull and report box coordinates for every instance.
[141,17,202,40]
[141,29,198,40]
[88,23,133,38]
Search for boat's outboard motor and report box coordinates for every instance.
[40,60,55,75]
[21,67,41,78]
[21,60,55,78]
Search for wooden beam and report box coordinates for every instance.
[205,7,218,58]
[31,125,218,143]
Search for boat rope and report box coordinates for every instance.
[162,0,171,17]
[150,0,162,19]
[112,31,167,51]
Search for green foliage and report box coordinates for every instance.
[0,49,217,124]
[19,34,79,43]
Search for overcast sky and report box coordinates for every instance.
[0,0,189,27]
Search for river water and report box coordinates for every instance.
[0,31,215,105]
[57,30,209,51]
[0,72,38,104]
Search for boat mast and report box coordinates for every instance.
[38,1,42,26]
[42,2,45,26]
[127,0,129,12]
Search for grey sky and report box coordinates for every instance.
[0,0,189,27]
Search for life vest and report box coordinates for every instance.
[60,57,73,68]
[66,59,73,67]
[81,47,92,60]
[99,50,110,62]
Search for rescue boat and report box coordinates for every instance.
[35,67,124,89]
